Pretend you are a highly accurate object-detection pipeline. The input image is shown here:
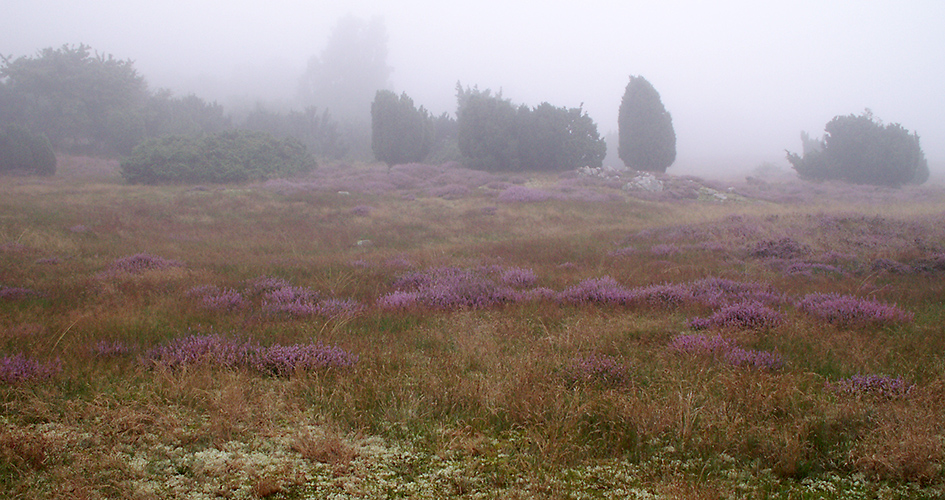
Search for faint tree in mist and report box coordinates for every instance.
[371,90,434,166]
[297,15,392,125]
[618,75,676,172]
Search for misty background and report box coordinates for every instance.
[4,0,943,178]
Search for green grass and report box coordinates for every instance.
[1,157,944,498]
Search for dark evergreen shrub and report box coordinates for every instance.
[618,76,676,172]
[786,110,928,187]
[0,124,56,176]
[371,90,434,166]
[120,130,316,184]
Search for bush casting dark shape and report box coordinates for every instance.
[120,130,316,184]
[618,76,676,172]
[456,83,606,172]
[371,90,434,165]
[0,124,56,176]
[786,110,928,187]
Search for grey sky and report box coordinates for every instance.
[4,0,943,175]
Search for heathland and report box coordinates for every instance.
[1,157,944,499]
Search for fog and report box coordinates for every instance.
[5,0,944,177]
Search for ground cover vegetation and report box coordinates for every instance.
[2,156,944,498]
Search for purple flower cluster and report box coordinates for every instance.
[143,334,357,375]
[0,286,44,301]
[558,276,633,305]
[262,285,362,318]
[350,205,373,216]
[773,261,844,277]
[91,340,136,357]
[828,374,914,399]
[750,238,811,260]
[106,253,183,274]
[188,285,246,312]
[689,301,783,330]
[379,266,516,311]
[500,267,537,288]
[0,353,62,384]
[497,185,559,203]
[668,333,783,371]
[796,293,914,327]
[608,246,637,257]
[563,354,631,387]
[559,276,783,310]
[650,243,682,257]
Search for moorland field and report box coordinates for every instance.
[2,157,944,499]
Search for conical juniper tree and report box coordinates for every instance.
[371,90,434,166]
[618,76,676,172]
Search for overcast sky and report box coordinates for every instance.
[4,0,944,176]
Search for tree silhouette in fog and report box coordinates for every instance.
[618,76,676,173]
[298,15,392,124]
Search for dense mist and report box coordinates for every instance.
[4,0,944,177]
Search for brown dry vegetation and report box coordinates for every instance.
[1,156,944,498]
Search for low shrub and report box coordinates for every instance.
[0,124,56,176]
[796,293,914,327]
[120,129,316,184]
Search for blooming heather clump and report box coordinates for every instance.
[608,246,637,257]
[796,293,914,327]
[251,343,358,376]
[106,253,183,275]
[776,261,844,277]
[188,285,245,312]
[686,277,784,308]
[497,185,558,203]
[350,205,373,216]
[262,285,362,318]
[668,333,735,356]
[558,276,633,305]
[564,354,631,387]
[247,276,292,295]
[871,258,913,274]
[633,283,691,306]
[144,334,357,375]
[91,340,136,357]
[725,347,785,370]
[650,243,681,257]
[426,183,469,200]
[0,354,62,384]
[0,286,44,301]
[691,301,784,330]
[668,333,783,371]
[749,238,811,260]
[380,267,516,311]
[500,267,537,288]
[829,374,914,399]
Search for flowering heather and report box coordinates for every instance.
[558,276,633,305]
[500,267,537,288]
[871,258,913,274]
[796,293,914,327]
[774,260,845,277]
[350,205,373,216]
[382,267,516,310]
[686,277,784,308]
[0,286,44,301]
[425,183,469,200]
[143,334,357,375]
[669,334,783,371]
[724,347,785,371]
[198,287,246,312]
[91,340,136,357]
[650,243,682,257]
[106,253,183,274]
[668,333,735,356]
[608,246,637,257]
[251,343,359,376]
[247,276,292,295]
[563,354,631,387]
[633,283,691,306]
[829,374,914,399]
[262,286,362,318]
[749,237,811,260]
[0,353,62,384]
[691,301,784,330]
[497,185,558,203]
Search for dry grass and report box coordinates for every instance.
[1,157,944,498]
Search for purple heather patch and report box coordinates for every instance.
[750,237,811,260]
[381,266,516,310]
[828,374,914,399]
[0,286,45,301]
[796,293,914,327]
[668,333,783,371]
[564,353,631,387]
[0,353,62,384]
[608,246,637,257]
[650,243,682,257]
[106,253,183,275]
[500,267,537,288]
[690,301,784,330]
[144,334,357,375]
[557,276,633,305]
